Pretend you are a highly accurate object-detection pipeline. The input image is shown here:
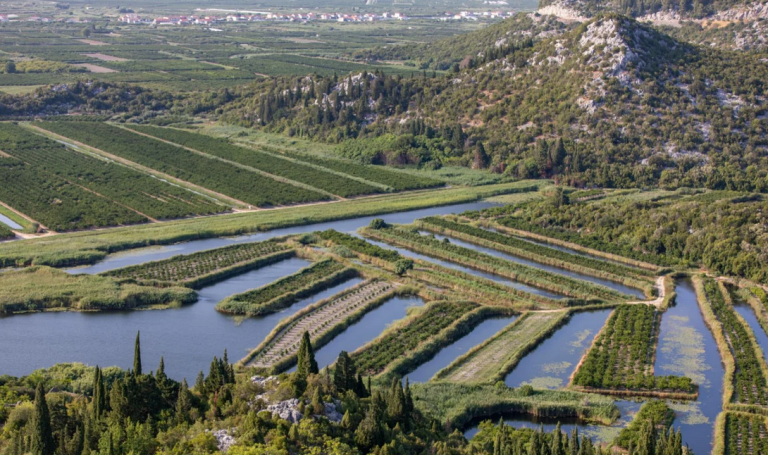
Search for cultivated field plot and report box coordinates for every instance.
[0,126,148,231]
[723,412,768,455]
[37,122,328,207]
[572,304,694,395]
[102,240,295,288]
[362,226,629,301]
[704,279,768,407]
[0,222,13,240]
[316,229,402,262]
[0,123,223,221]
[351,301,478,376]
[418,216,655,282]
[436,311,567,383]
[216,259,357,316]
[282,151,444,192]
[248,280,396,370]
[126,125,385,198]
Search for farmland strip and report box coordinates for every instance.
[216,259,357,315]
[37,122,328,207]
[435,311,568,383]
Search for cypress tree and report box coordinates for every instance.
[175,379,192,424]
[31,383,55,455]
[91,367,102,420]
[403,377,413,415]
[296,332,318,379]
[133,331,142,376]
[333,351,352,392]
[551,422,564,455]
[194,371,205,394]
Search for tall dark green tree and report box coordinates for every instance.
[91,366,106,420]
[296,331,319,379]
[333,351,356,393]
[31,383,56,455]
[133,331,142,376]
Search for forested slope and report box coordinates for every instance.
[225,14,768,192]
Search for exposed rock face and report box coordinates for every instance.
[322,401,344,423]
[538,1,589,21]
[714,2,768,21]
[209,429,236,452]
[267,399,304,423]
[250,375,278,387]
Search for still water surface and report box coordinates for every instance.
[0,202,496,380]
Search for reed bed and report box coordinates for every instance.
[410,382,619,430]
[0,266,195,315]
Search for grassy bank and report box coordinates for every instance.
[411,382,619,430]
[0,266,195,315]
[0,182,530,268]
[433,311,570,384]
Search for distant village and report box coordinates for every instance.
[0,9,514,25]
[117,10,514,26]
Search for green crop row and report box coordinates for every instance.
[281,149,443,191]
[350,301,477,376]
[216,259,356,316]
[0,123,224,221]
[722,412,768,455]
[704,278,768,407]
[102,239,294,288]
[418,216,655,279]
[316,229,402,262]
[493,216,675,267]
[125,125,381,198]
[38,122,328,207]
[572,304,695,394]
[361,226,629,301]
[0,151,146,232]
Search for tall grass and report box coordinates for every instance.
[0,266,195,315]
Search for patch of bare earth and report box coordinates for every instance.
[82,53,128,62]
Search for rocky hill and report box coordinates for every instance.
[229,14,768,192]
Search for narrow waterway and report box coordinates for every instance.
[68,201,501,275]
[504,309,612,389]
[423,232,644,299]
[361,236,563,300]
[0,258,367,381]
[733,303,768,364]
[0,212,22,230]
[650,280,724,455]
[407,315,519,383]
[465,280,725,455]
[294,296,425,371]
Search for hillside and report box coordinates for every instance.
[350,13,572,70]
[538,0,767,19]
[227,14,768,192]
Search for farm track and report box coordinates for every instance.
[439,311,565,383]
[249,280,396,369]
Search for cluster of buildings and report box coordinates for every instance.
[117,11,410,25]
[116,10,514,26]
